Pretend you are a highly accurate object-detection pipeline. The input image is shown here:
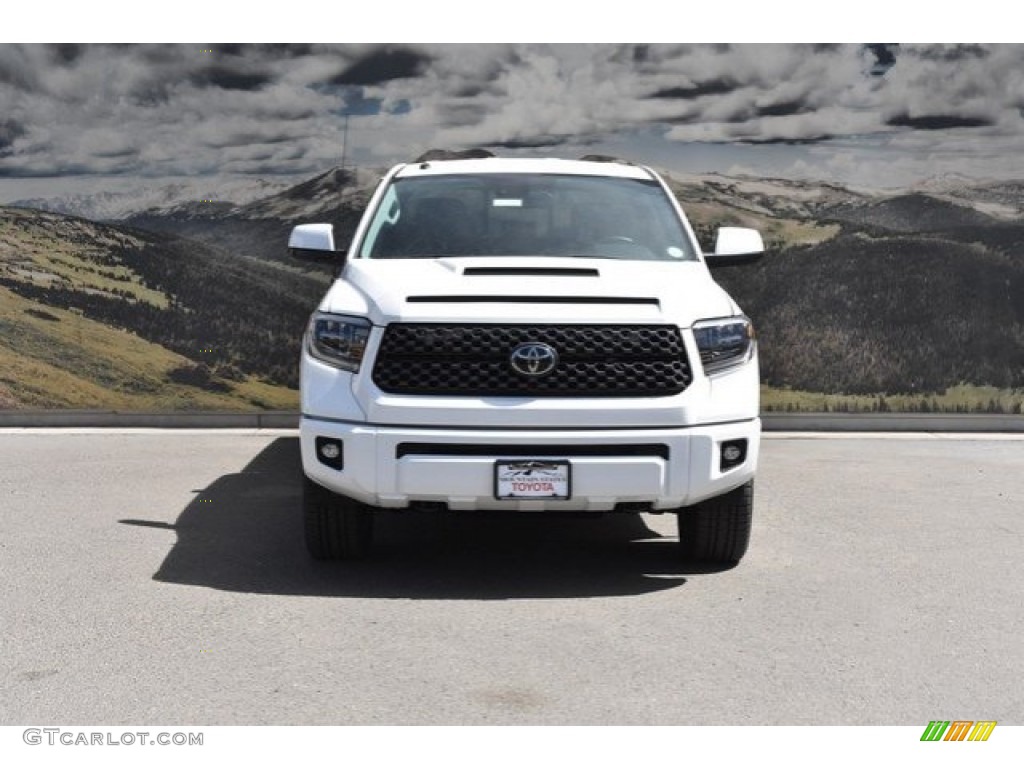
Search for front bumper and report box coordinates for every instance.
[300,417,760,511]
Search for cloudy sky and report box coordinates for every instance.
[2,42,1024,202]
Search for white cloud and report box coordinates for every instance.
[3,43,1024,194]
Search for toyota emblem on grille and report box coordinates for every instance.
[510,342,559,377]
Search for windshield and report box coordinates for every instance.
[358,173,698,261]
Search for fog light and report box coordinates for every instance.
[720,439,747,471]
[315,437,344,470]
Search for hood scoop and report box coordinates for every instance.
[461,266,600,277]
[406,295,660,306]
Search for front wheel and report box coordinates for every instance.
[303,477,374,560]
[677,481,753,567]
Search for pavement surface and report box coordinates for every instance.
[1,431,1022,725]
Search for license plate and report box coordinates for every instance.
[495,460,571,500]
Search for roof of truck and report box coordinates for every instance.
[392,157,656,180]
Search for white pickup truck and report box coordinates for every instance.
[289,157,764,565]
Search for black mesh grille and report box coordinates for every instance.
[372,324,691,397]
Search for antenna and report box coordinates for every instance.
[340,114,350,172]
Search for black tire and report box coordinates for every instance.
[303,477,374,560]
[677,481,753,567]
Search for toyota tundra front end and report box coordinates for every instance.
[290,157,764,565]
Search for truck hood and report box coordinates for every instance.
[320,257,737,326]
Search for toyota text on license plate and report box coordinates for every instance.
[495,460,571,500]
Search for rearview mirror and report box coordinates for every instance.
[705,227,765,268]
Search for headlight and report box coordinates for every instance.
[693,316,755,374]
[306,313,372,372]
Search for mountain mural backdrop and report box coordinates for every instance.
[2,162,1022,413]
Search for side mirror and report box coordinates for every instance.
[288,223,345,262]
[705,227,765,267]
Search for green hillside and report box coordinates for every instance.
[0,284,295,409]
[716,227,1024,401]
[0,207,327,410]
